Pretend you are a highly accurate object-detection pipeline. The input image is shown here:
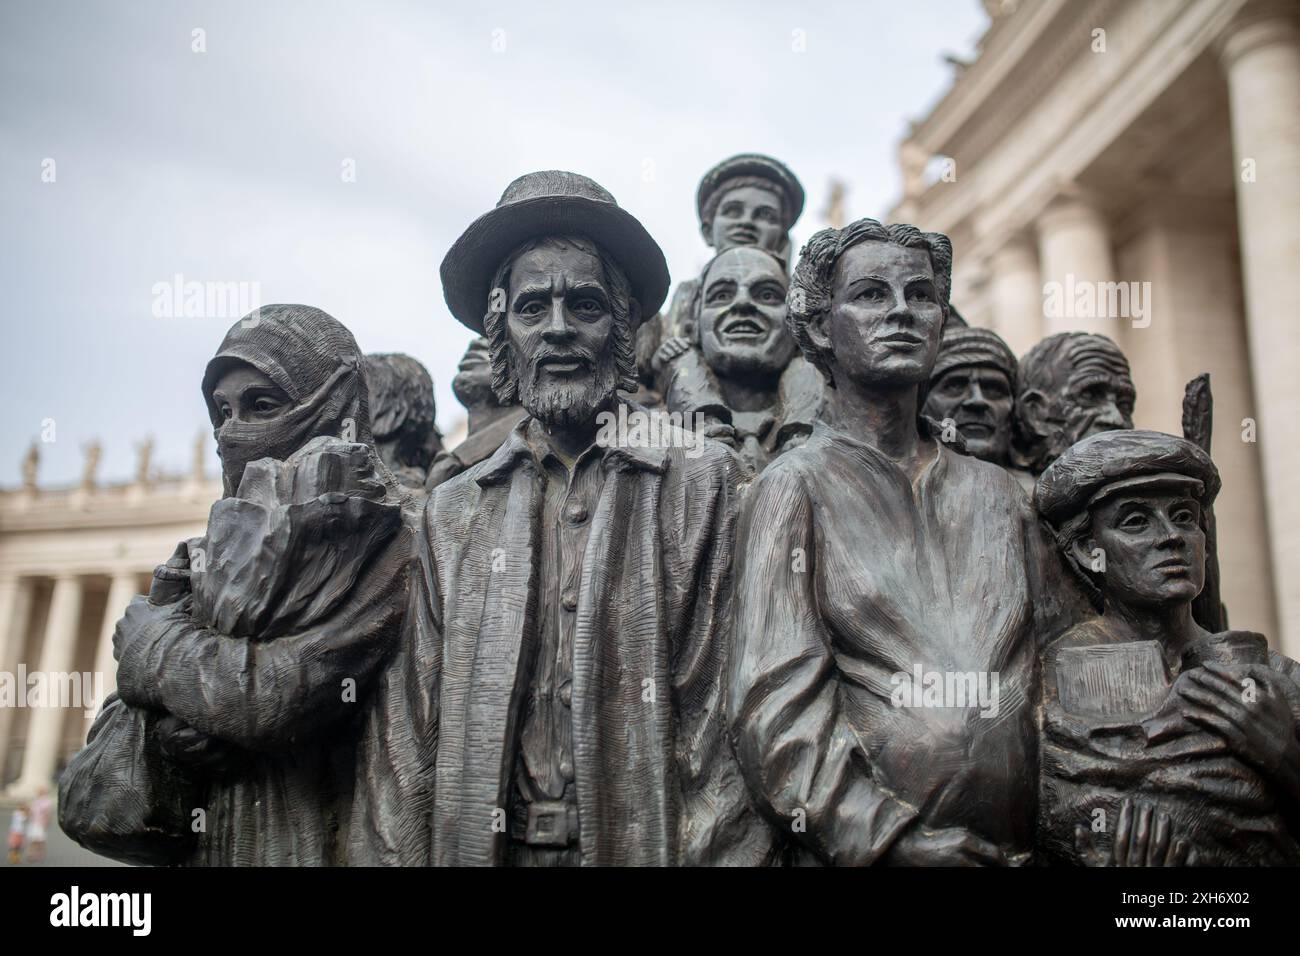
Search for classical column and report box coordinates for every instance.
[988,234,1043,357]
[0,576,35,787]
[1035,189,1121,340]
[85,571,140,725]
[1220,3,1300,657]
[10,573,83,797]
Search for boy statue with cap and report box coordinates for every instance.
[641,153,805,395]
[348,170,773,866]
[1035,429,1300,865]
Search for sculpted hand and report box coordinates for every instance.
[1177,662,1300,775]
[699,419,737,449]
[651,335,691,372]
[148,540,194,606]
[112,595,173,665]
[885,824,1008,866]
[155,715,246,775]
[1074,798,1196,866]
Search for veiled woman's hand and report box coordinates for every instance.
[155,715,247,776]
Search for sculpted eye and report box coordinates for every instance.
[253,397,280,413]
[572,298,603,316]
[755,208,779,223]
[1119,513,1148,532]
[220,404,233,420]
[1172,507,1197,525]
[517,300,546,317]
[857,287,885,302]
[908,288,932,302]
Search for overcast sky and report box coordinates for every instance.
[0,0,987,486]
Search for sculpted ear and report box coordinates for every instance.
[804,310,832,356]
[1069,534,1098,576]
[1017,388,1050,437]
[699,219,713,245]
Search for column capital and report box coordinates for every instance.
[1036,185,1108,234]
[1218,1,1300,71]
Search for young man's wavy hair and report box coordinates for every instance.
[786,218,952,388]
[481,234,638,404]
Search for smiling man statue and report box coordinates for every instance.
[348,170,773,867]
[662,246,823,472]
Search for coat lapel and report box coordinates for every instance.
[434,427,541,866]
[571,445,675,865]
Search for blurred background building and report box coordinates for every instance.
[891,0,1300,658]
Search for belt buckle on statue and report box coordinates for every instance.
[523,799,574,847]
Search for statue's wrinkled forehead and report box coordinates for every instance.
[704,246,786,288]
[1067,339,1130,376]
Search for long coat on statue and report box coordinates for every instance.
[347,415,773,866]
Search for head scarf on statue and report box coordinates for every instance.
[201,304,374,497]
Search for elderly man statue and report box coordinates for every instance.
[1015,331,1136,474]
[661,246,823,472]
[348,170,772,867]
[728,219,1081,866]
[1035,429,1300,865]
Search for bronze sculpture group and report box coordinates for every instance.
[59,157,1300,867]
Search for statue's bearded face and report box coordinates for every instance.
[922,365,1014,463]
[1046,345,1135,457]
[708,185,785,254]
[699,247,796,383]
[1085,490,1205,610]
[505,244,619,431]
[452,337,497,411]
[824,241,944,390]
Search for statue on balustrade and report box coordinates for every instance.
[1015,331,1135,475]
[424,336,527,489]
[347,170,773,866]
[1035,429,1300,866]
[365,352,443,491]
[59,304,417,866]
[660,246,823,473]
[728,218,1083,866]
[641,153,805,399]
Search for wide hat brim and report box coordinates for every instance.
[440,195,670,334]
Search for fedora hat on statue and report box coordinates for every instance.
[440,170,670,334]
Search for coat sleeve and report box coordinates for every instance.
[347,490,449,865]
[728,463,919,865]
[668,444,776,865]
[113,525,411,752]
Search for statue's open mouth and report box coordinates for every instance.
[722,317,766,338]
